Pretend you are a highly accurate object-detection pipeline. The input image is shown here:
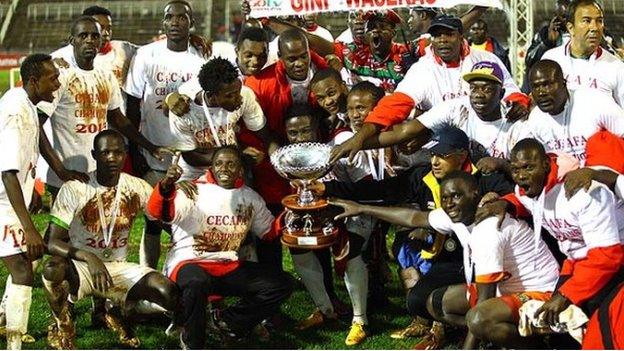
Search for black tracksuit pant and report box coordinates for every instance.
[176,261,292,349]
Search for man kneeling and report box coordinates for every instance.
[43,130,178,349]
[330,171,560,348]
[146,146,292,349]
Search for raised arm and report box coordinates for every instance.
[459,6,487,31]
[365,119,432,149]
[329,198,431,229]
[263,17,335,56]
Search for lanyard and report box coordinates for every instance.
[96,177,124,248]
[365,149,385,181]
[200,92,234,148]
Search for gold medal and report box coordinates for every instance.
[102,248,112,259]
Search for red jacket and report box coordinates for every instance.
[241,51,329,205]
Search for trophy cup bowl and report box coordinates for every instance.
[271,142,332,207]
[270,142,338,249]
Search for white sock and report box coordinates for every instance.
[5,284,32,350]
[0,275,13,317]
[345,255,368,325]
[139,231,148,267]
[292,252,335,316]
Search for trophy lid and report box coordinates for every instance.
[270,142,332,180]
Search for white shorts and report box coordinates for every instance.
[0,222,28,258]
[70,260,155,305]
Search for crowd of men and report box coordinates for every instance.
[0,0,623,349]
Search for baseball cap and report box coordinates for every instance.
[427,14,463,34]
[428,126,470,155]
[462,61,504,84]
[411,6,439,16]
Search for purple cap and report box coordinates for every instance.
[462,61,504,84]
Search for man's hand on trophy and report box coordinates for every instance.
[328,198,363,220]
[290,179,325,196]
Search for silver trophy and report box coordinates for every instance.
[270,142,332,206]
[270,142,338,249]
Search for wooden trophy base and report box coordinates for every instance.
[280,194,337,249]
[281,227,339,249]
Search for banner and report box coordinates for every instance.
[249,0,503,18]
[0,53,25,69]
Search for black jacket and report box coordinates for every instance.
[325,164,514,210]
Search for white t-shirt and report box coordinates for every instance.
[328,129,384,237]
[428,209,559,295]
[0,88,39,225]
[514,181,624,261]
[542,44,624,106]
[417,96,516,158]
[396,47,520,111]
[509,89,624,164]
[287,68,314,104]
[51,40,138,88]
[161,178,274,277]
[124,40,206,171]
[37,66,123,188]
[169,84,266,180]
[305,25,334,42]
[50,172,153,262]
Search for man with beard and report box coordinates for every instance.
[145,146,291,349]
[329,171,559,349]
[511,60,624,164]
[125,0,206,186]
[42,130,178,349]
[330,15,528,164]
[541,0,624,106]
[38,16,169,198]
[0,54,60,350]
[477,138,624,349]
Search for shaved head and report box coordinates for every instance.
[530,59,565,82]
[278,28,308,52]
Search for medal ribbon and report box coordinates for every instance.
[201,92,226,148]
[96,177,124,251]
